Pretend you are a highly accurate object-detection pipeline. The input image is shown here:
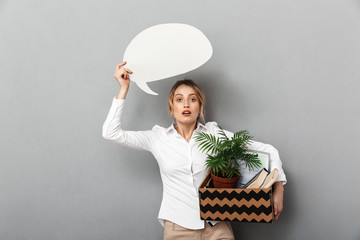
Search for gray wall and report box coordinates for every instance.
[1,0,360,239]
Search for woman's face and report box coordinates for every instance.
[172,84,201,127]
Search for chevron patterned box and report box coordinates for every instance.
[198,172,274,223]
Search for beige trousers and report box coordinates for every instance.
[163,220,235,240]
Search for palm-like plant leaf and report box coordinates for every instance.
[217,124,229,142]
[194,124,262,179]
[194,132,223,155]
[205,154,227,176]
[242,153,262,171]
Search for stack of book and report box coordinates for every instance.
[242,168,278,189]
[237,150,271,188]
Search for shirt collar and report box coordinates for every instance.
[165,122,210,135]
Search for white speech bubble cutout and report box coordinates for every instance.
[123,23,213,95]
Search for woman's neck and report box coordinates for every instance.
[175,121,197,143]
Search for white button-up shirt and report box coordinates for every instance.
[102,97,287,230]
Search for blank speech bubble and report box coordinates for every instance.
[123,23,213,95]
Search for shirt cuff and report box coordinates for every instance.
[113,97,125,106]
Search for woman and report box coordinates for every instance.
[102,62,287,240]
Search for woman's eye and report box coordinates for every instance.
[190,98,196,102]
[176,99,182,102]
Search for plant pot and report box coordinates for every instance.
[210,171,240,188]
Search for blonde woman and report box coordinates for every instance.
[102,62,287,240]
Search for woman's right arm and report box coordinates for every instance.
[102,62,157,151]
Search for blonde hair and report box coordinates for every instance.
[168,79,206,125]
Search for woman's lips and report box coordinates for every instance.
[182,110,191,116]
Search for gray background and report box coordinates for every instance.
[1,0,360,239]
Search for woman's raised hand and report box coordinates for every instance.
[114,61,133,89]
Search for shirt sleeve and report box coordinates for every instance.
[102,97,158,152]
[211,122,287,185]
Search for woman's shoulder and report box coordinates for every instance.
[203,121,221,133]
[248,140,279,153]
[151,124,166,131]
[203,122,280,153]
[204,121,216,127]
[151,124,173,134]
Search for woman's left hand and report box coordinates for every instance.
[272,181,284,221]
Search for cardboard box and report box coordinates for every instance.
[198,172,274,223]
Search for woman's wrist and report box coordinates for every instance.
[116,86,129,99]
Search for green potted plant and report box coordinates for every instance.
[194,124,262,188]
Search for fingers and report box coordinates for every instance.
[274,204,278,219]
[121,72,129,79]
[116,61,127,70]
[114,62,132,82]
[275,210,281,220]
[115,63,133,73]
[273,203,282,220]
[123,67,133,74]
